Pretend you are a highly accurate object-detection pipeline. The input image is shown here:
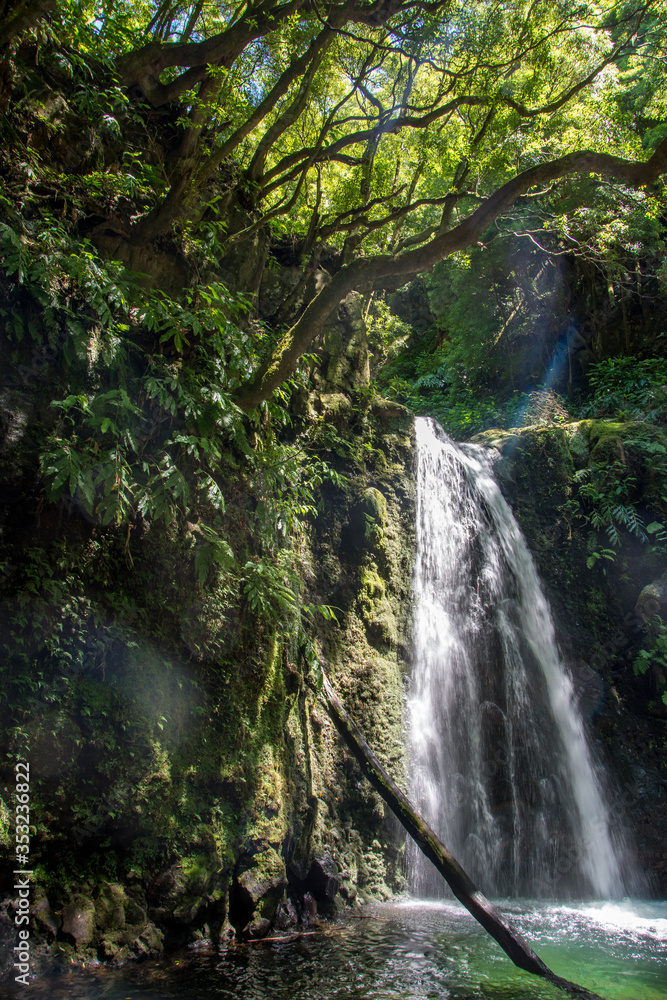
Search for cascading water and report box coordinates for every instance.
[408,417,627,900]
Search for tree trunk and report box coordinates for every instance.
[319,670,607,1000]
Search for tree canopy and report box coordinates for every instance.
[2,0,667,407]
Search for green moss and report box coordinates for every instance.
[357,839,396,900]
[357,563,397,647]
[360,563,386,602]
[0,794,11,850]
[249,845,285,885]
[564,421,590,467]
[362,488,388,526]
[318,392,353,420]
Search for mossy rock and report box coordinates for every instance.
[318,392,353,421]
[589,433,627,467]
[232,847,286,933]
[360,563,386,604]
[564,421,590,467]
[343,489,389,554]
[370,398,413,424]
[362,488,387,526]
[147,851,223,925]
[366,598,398,647]
[358,566,397,648]
[94,883,126,933]
[61,896,96,950]
[318,291,371,391]
[31,896,61,937]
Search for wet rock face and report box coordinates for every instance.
[288,855,339,908]
[305,857,340,904]
[95,883,126,933]
[145,853,230,941]
[301,892,318,924]
[567,660,606,720]
[32,896,61,938]
[12,884,167,969]
[200,308,416,938]
[10,879,165,973]
[274,899,298,930]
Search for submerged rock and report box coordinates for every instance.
[301,892,318,923]
[274,900,298,930]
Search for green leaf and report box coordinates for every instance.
[194,543,217,584]
[78,468,95,513]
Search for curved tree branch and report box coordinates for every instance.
[116,0,307,105]
[115,0,440,106]
[246,21,338,184]
[129,19,341,243]
[234,135,667,411]
[123,0,647,244]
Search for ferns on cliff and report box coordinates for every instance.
[0,206,341,629]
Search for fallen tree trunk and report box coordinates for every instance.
[319,670,606,1000]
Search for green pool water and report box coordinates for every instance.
[6,898,666,999]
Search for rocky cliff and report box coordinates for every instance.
[0,274,416,972]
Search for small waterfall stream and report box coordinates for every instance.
[408,417,626,899]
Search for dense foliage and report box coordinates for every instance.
[1,0,666,408]
[375,217,667,437]
[0,0,664,684]
[0,0,664,665]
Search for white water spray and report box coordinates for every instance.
[408,417,626,899]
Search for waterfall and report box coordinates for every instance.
[408,417,626,900]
